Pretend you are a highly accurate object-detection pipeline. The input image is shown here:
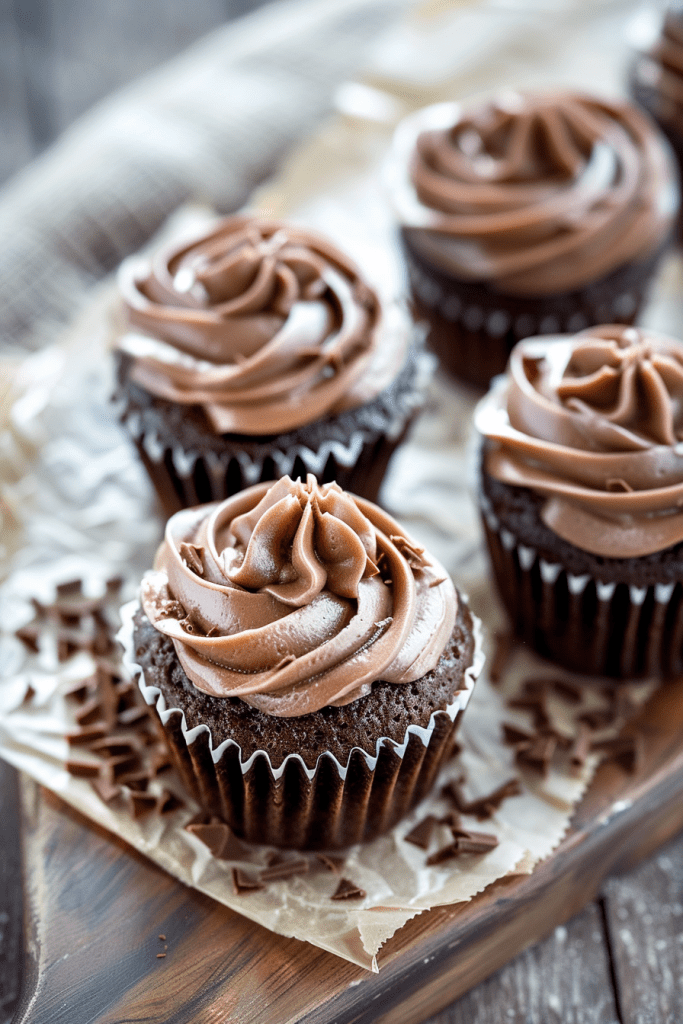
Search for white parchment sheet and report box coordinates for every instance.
[1,0,680,972]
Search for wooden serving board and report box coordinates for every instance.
[7,673,683,1024]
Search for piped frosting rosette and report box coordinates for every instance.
[139,475,457,718]
[476,325,683,560]
[633,7,683,135]
[389,92,678,295]
[117,216,406,435]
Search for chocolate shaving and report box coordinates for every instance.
[130,792,158,818]
[66,759,100,778]
[15,625,40,653]
[502,722,536,747]
[23,683,36,703]
[178,542,205,577]
[315,853,345,873]
[260,857,309,882]
[117,705,149,727]
[116,771,149,792]
[232,868,265,895]
[331,877,366,900]
[90,777,122,803]
[508,693,550,729]
[489,631,513,684]
[578,707,613,730]
[156,790,184,815]
[426,829,499,864]
[551,678,584,704]
[438,810,462,831]
[591,734,643,774]
[186,822,246,860]
[569,723,592,773]
[515,734,557,776]
[66,723,108,746]
[404,815,438,850]
[74,697,104,726]
[156,953,166,959]
[442,777,521,820]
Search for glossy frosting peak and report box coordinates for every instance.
[476,325,683,557]
[391,93,677,295]
[117,217,405,435]
[141,476,456,716]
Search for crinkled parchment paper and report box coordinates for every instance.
[1,0,681,972]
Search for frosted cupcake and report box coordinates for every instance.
[476,324,683,678]
[120,475,482,849]
[115,216,424,514]
[388,91,679,387]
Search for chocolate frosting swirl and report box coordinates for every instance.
[635,7,683,134]
[117,217,406,435]
[476,325,683,557]
[140,476,456,717]
[390,93,677,295]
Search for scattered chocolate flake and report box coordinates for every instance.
[23,683,36,703]
[426,829,499,864]
[610,689,639,721]
[156,953,166,959]
[90,777,122,803]
[74,697,104,727]
[231,868,265,895]
[404,815,438,850]
[260,857,309,882]
[15,624,41,654]
[66,759,101,778]
[489,630,513,684]
[158,934,166,941]
[390,534,427,569]
[438,810,462,831]
[117,705,149,727]
[66,723,108,746]
[331,877,366,900]
[56,579,83,598]
[178,542,205,577]
[63,677,96,702]
[315,853,345,873]
[156,790,184,815]
[551,678,584,704]
[117,771,149,792]
[577,707,613,730]
[502,722,535,748]
[507,693,550,730]
[428,576,448,588]
[186,822,246,860]
[569,723,592,773]
[442,777,521,820]
[130,792,158,818]
[515,734,557,776]
[591,734,643,774]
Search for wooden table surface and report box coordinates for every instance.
[2,1,683,1021]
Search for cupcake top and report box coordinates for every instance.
[633,4,683,134]
[475,324,683,558]
[140,475,456,717]
[389,92,678,295]
[117,216,409,436]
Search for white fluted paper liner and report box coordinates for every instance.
[118,596,482,782]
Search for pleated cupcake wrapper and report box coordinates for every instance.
[480,496,683,679]
[117,600,484,850]
[115,349,432,514]
[403,243,661,389]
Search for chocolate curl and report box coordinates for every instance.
[508,690,550,730]
[130,792,158,818]
[90,777,122,803]
[515,733,557,776]
[331,878,366,900]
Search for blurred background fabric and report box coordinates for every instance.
[0,0,412,353]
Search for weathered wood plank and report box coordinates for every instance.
[0,760,24,1024]
[422,903,620,1024]
[603,830,683,1024]
[10,672,683,1024]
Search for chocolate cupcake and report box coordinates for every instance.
[476,324,683,679]
[388,92,679,388]
[114,216,425,515]
[119,475,482,849]
[631,3,683,237]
